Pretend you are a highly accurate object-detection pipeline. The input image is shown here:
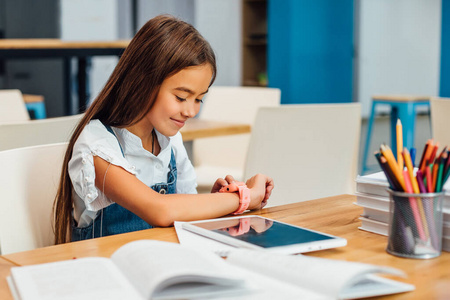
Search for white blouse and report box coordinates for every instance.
[69,119,197,227]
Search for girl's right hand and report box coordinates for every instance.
[245,174,274,210]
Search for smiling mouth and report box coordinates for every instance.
[171,118,186,127]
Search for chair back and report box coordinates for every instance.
[0,89,30,122]
[244,103,361,207]
[0,142,68,254]
[0,114,82,151]
[430,97,450,147]
[193,86,280,187]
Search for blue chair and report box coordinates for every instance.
[23,94,47,119]
[361,95,430,175]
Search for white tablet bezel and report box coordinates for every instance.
[182,215,347,254]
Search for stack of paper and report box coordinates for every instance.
[355,171,450,252]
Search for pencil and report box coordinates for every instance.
[379,155,402,191]
[428,142,440,166]
[420,140,434,173]
[402,154,430,239]
[419,139,432,172]
[380,144,406,191]
[416,170,427,193]
[432,158,440,192]
[436,152,447,192]
[403,170,427,241]
[410,147,416,167]
[396,119,404,170]
[402,148,419,193]
[426,164,433,193]
[444,150,450,178]
[417,170,439,249]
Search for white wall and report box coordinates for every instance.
[195,0,242,86]
[137,0,242,87]
[60,0,119,107]
[357,0,441,117]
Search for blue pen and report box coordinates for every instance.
[410,147,416,167]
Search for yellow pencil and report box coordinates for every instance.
[396,119,404,170]
[380,144,406,191]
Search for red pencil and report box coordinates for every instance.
[420,140,434,173]
[428,142,440,165]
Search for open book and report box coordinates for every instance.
[8,240,414,300]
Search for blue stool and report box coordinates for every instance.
[361,95,430,175]
[23,94,47,119]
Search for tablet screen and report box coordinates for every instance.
[189,216,336,249]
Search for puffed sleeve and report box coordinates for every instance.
[170,132,198,194]
[68,120,137,212]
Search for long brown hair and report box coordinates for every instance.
[53,15,217,244]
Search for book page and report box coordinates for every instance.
[226,249,414,299]
[110,240,246,299]
[10,257,143,300]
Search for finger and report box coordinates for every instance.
[211,178,228,193]
[260,200,268,209]
[224,175,236,184]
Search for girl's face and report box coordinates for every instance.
[146,64,213,137]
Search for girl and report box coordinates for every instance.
[53,15,274,244]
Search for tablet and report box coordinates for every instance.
[182,215,347,254]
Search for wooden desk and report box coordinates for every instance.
[180,118,251,141]
[0,39,130,115]
[0,257,17,300]
[2,195,449,299]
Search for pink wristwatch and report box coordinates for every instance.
[219,181,251,215]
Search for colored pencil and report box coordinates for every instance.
[428,142,440,166]
[416,170,427,193]
[432,158,440,192]
[379,156,402,191]
[380,144,406,191]
[444,150,450,178]
[419,139,432,172]
[417,170,439,249]
[396,119,404,170]
[436,152,447,192]
[402,170,427,241]
[426,164,433,193]
[420,140,434,173]
[402,148,419,193]
[410,147,416,167]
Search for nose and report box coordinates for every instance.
[182,101,198,118]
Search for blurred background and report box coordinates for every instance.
[0,0,447,170]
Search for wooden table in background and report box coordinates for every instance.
[180,118,251,141]
[1,195,449,299]
[0,39,130,115]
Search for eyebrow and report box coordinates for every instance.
[174,87,209,95]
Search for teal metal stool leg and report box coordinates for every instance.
[25,102,47,119]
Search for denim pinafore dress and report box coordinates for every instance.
[71,125,177,241]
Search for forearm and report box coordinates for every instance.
[157,192,240,225]
[94,156,240,227]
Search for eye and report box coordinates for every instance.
[196,98,204,103]
[175,95,186,102]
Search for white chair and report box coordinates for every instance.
[430,97,450,147]
[0,142,68,254]
[0,114,83,151]
[193,86,281,192]
[0,89,30,122]
[244,103,361,207]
